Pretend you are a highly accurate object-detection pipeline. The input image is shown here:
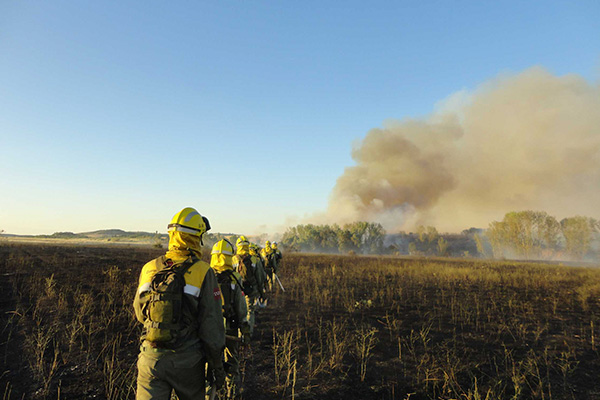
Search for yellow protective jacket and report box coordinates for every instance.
[134,232,225,367]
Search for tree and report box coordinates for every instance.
[474,234,491,258]
[486,211,561,259]
[437,237,448,256]
[319,225,339,252]
[486,221,506,259]
[540,214,562,256]
[343,222,386,254]
[337,228,356,253]
[281,222,386,254]
[417,226,427,243]
[364,222,386,253]
[415,225,439,253]
[408,242,417,255]
[462,227,483,236]
[426,226,439,244]
[503,211,539,258]
[560,216,598,259]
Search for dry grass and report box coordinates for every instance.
[1,243,600,399]
[250,254,600,399]
[0,243,161,399]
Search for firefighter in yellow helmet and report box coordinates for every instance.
[233,236,266,336]
[272,242,283,273]
[249,243,268,295]
[134,207,225,400]
[260,240,277,292]
[210,239,250,398]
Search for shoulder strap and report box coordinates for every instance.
[229,270,246,293]
[219,269,245,292]
[167,253,198,276]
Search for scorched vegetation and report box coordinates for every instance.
[1,243,600,399]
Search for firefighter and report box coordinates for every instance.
[272,242,283,273]
[249,243,268,295]
[210,239,250,398]
[260,241,277,292]
[134,207,225,400]
[233,236,265,336]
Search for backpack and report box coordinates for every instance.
[143,255,197,345]
[216,269,244,329]
[265,251,277,270]
[237,253,257,293]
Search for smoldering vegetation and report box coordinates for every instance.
[2,242,600,399]
[321,67,600,233]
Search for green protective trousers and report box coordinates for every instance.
[136,348,205,400]
[245,295,259,337]
[264,268,273,292]
[225,333,242,398]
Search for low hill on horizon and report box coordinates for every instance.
[0,229,167,241]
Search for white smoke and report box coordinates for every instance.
[323,67,600,232]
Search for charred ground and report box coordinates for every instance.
[1,243,600,399]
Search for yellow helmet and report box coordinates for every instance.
[211,239,234,271]
[265,240,271,247]
[211,239,234,256]
[168,207,211,236]
[236,235,249,247]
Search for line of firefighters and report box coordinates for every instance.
[210,235,282,397]
[133,208,283,400]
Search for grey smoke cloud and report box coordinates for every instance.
[324,67,600,232]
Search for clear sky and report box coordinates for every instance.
[1,1,598,235]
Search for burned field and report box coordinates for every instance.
[2,243,600,399]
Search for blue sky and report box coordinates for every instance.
[1,1,599,235]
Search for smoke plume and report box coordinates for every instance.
[324,67,600,232]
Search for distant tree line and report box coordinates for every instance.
[281,222,385,254]
[482,211,599,260]
[203,233,269,249]
[280,223,474,257]
[281,211,599,261]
